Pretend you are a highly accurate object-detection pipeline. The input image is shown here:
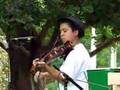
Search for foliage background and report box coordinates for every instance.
[0,0,120,90]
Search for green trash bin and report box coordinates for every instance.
[87,68,120,90]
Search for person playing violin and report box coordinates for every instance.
[32,16,94,90]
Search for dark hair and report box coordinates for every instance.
[57,16,85,38]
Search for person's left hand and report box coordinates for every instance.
[32,58,46,68]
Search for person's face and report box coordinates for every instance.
[59,23,78,43]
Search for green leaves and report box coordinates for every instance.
[0,47,9,90]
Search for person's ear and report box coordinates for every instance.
[74,30,79,36]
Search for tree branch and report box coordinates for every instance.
[90,35,120,57]
[39,19,52,41]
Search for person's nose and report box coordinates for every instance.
[60,31,64,37]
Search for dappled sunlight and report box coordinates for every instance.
[0,47,9,90]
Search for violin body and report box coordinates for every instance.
[31,41,72,74]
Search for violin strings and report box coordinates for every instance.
[41,36,59,62]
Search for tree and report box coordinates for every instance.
[0,0,120,90]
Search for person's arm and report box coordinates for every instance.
[34,71,54,83]
[32,58,66,83]
[44,63,66,83]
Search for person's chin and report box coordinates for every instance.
[61,38,69,43]
[63,40,67,43]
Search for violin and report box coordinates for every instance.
[31,41,73,74]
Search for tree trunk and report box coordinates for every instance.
[8,40,32,90]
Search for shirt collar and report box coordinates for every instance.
[73,43,83,49]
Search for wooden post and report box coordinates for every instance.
[108,72,120,90]
[90,27,97,68]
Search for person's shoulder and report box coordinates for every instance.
[74,43,90,57]
[74,43,86,50]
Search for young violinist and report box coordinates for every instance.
[32,16,94,90]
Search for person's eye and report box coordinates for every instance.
[64,30,67,33]
[63,29,67,32]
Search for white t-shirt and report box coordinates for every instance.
[59,43,94,90]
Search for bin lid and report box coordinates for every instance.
[87,67,120,71]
